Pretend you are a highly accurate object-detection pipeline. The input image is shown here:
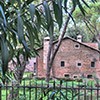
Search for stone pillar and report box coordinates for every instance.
[43,37,50,70]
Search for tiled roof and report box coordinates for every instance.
[37,36,100,53]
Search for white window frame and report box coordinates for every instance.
[74,43,80,49]
[76,60,82,67]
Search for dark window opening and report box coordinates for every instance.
[77,63,81,66]
[91,62,95,67]
[64,74,70,78]
[75,44,80,49]
[75,45,79,47]
[73,76,77,78]
[34,62,36,74]
[61,61,65,67]
[87,75,92,78]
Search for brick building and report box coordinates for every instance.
[34,35,100,79]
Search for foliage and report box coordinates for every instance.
[70,0,100,41]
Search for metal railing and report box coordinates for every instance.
[0,79,100,100]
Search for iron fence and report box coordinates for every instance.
[0,79,100,100]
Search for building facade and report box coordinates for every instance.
[35,36,100,79]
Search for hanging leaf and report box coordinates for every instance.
[72,0,77,8]
[43,1,52,27]
[53,1,62,29]
[16,0,21,8]
[43,1,54,36]
[56,0,63,29]
[91,0,97,3]
[77,0,86,16]
[22,0,34,9]
[29,4,35,21]
[7,40,14,61]
[64,0,68,10]
[0,5,7,27]
[17,11,24,42]
[81,0,90,8]
[22,40,30,53]
[35,9,41,29]
[33,25,40,42]
[25,21,35,49]
[0,36,9,76]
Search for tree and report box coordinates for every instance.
[0,0,42,83]
[72,0,100,41]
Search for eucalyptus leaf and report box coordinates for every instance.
[0,5,7,27]
[53,1,62,29]
[25,21,35,49]
[43,1,52,27]
[29,4,35,21]
[81,0,90,8]
[17,11,24,42]
[0,37,9,76]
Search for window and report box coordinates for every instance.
[87,75,92,78]
[76,62,82,67]
[64,74,70,78]
[77,63,81,66]
[61,61,65,67]
[91,62,95,67]
[73,76,77,78]
[74,44,80,49]
[34,62,36,75]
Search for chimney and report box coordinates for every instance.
[43,37,50,70]
[77,35,82,42]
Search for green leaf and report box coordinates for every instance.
[72,0,77,8]
[25,21,35,49]
[77,0,86,16]
[91,0,97,3]
[0,37,9,76]
[53,1,62,29]
[22,0,34,8]
[43,1,54,36]
[57,0,63,28]
[33,25,40,42]
[81,0,90,8]
[22,40,30,53]
[16,0,21,8]
[35,9,41,29]
[0,5,7,27]
[64,0,68,9]
[29,4,35,21]
[43,1,52,27]
[7,40,14,61]
[17,11,24,42]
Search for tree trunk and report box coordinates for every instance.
[46,5,76,82]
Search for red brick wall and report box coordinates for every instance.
[37,49,46,78]
[37,39,100,78]
[53,39,100,78]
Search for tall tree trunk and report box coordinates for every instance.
[46,5,76,82]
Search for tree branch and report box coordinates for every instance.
[49,5,76,67]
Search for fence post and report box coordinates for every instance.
[0,83,2,100]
